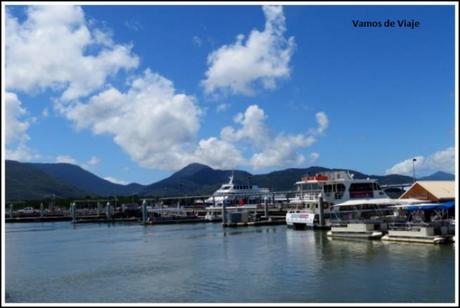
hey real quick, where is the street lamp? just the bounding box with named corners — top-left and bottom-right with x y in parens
top-left (412, 158), bottom-right (417, 183)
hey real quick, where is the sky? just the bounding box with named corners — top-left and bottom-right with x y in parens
top-left (3, 3), bottom-right (456, 185)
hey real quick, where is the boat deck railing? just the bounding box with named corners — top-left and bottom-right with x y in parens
top-left (387, 219), bottom-right (454, 231)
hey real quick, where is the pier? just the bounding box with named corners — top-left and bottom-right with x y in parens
top-left (5, 191), bottom-right (455, 245)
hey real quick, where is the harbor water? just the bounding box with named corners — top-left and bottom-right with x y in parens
top-left (5, 222), bottom-right (456, 303)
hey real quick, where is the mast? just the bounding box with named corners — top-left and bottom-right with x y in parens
top-left (228, 170), bottom-right (234, 184)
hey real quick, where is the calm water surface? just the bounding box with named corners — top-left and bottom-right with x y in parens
top-left (5, 222), bottom-right (456, 303)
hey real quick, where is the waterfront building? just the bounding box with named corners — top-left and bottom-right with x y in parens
top-left (400, 181), bottom-right (455, 202)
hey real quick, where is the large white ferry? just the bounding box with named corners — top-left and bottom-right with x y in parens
top-left (205, 174), bottom-right (271, 207)
top-left (286, 170), bottom-right (390, 229)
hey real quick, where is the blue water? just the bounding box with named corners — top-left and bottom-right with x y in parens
top-left (5, 222), bottom-right (456, 303)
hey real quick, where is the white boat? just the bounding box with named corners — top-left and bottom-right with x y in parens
top-left (146, 204), bottom-right (200, 222)
top-left (204, 173), bottom-right (270, 207)
top-left (286, 171), bottom-right (391, 229)
top-left (326, 198), bottom-right (412, 239)
top-left (382, 200), bottom-right (455, 244)
top-left (204, 211), bottom-right (221, 222)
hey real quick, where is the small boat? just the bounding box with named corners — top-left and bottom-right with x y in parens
top-left (326, 198), bottom-right (402, 239)
top-left (327, 223), bottom-right (384, 239)
top-left (204, 211), bottom-right (221, 222)
top-left (146, 205), bottom-right (201, 223)
top-left (382, 200), bottom-right (455, 244)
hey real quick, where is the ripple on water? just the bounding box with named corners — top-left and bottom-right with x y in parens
top-left (5, 223), bottom-right (456, 303)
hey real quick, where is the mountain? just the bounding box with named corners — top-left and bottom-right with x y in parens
top-left (141, 165), bottom-right (415, 196)
top-left (6, 160), bottom-right (418, 201)
top-left (419, 171), bottom-right (455, 181)
top-left (140, 163), bottom-right (252, 196)
top-left (5, 160), bottom-right (89, 201)
top-left (28, 162), bottom-right (146, 197)
top-left (6, 160), bottom-right (146, 200)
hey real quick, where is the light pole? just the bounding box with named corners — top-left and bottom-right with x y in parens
top-left (412, 158), bottom-right (417, 183)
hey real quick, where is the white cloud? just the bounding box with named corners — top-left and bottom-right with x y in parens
top-left (385, 147), bottom-right (454, 176)
top-left (5, 92), bottom-right (30, 145)
top-left (6, 5), bottom-right (139, 101)
top-left (81, 156), bottom-right (101, 169)
top-left (249, 133), bottom-right (316, 169)
top-left (86, 156), bottom-right (101, 166)
top-left (192, 137), bottom-right (245, 170)
top-left (309, 152), bottom-right (320, 163)
top-left (56, 155), bottom-right (78, 165)
top-left (216, 103), bottom-right (230, 113)
top-left (103, 176), bottom-right (128, 185)
top-left (315, 112), bottom-right (329, 134)
top-left (55, 154), bottom-right (101, 170)
top-left (202, 5), bottom-right (295, 96)
top-left (61, 69), bottom-right (202, 171)
top-left (5, 144), bottom-right (39, 162)
top-left (247, 110), bottom-right (327, 169)
top-left (220, 104), bottom-right (271, 147)
top-left (5, 92), bottom-right (38, 161)
top-left (211, 105), bottom-right (328, 170)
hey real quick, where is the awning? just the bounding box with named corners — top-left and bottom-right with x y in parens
top-left (401, 200), bottom-right (455, 211)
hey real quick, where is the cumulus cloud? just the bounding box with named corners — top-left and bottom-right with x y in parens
top-left (250, 134), bottom-right (316, 169)
top-left (202, 5), bottom-right (295, 96)
top-left (195, 107), bottom-right (327, 170)
top-left (61, 69), bottom-right (202, 170)
top-left (5, 92), bottom-right (38, 161)
top-left (192, 137), bottom-right (245, 170)
top-left (220, 105), bottom-right (271, 147)
top-left (56, 155), bottom-right (78, 165)
top-left (5, 92), bottom-right (30, 145)
top-left (385, 147), bottom-right (455, 176)
top-left (5, 5), bottom-right (139, 101)
top-left (210, 105), bottom-right (328, 170)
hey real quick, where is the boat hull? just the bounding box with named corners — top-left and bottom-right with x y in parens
top-left (327, 230), bottom-right (383, 239)
top-left (381, 234), bottom-right (453, 244)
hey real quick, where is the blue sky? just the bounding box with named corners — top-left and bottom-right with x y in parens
top-left (4, 4), bottom-right (456, 185)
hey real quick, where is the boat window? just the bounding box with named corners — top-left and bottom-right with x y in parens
top-left (324, 184), bottom-right (333, 193)
top-left (303, 183), bottom-right (320, 191)
top-left (349, 183), bottom-right (374, 198)
top-left (222, 186), bottom-right (230, 190)
top-left (336, 184), bottom-right (345, 192)
top-left (373, 183), bottom-right (381, 190)
top-left (350, 183), bottom-right (374, 191)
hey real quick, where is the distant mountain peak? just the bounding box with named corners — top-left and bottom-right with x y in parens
top-left (173, 162), bottom-right (213, 178)
top-left (419, 171), bottom-right (454, 181)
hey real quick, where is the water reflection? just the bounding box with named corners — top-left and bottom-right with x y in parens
top-left (6, 223), bottom-right (455, 303)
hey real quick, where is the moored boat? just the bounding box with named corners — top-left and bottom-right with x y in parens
top-left (382, 200), bottom-right (455, 244)
top-left (286, 171), bottom-right (391, 229)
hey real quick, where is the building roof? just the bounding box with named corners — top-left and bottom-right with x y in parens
top-left (401, 181), bottom-right (455, 200)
